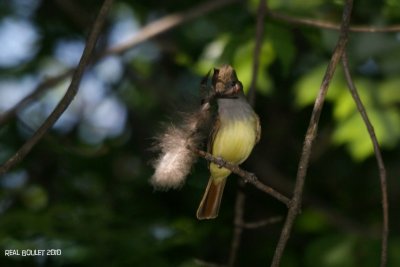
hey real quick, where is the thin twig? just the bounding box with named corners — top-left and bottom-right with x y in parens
top-left (194, 259), bottom-right (226, 267)
top-left (239, 216), bottom-right (283, 229)
top-left (0, 0), bottom-right (238, 128)
top-left (270, 1), bottom-right (353, 266)
top-left (193, 148), bottom-right (291, 207)
top-left (341, 52), bottom-right (389, 267)
top-left (228, 185), bottom-right (245, 267)
top-left (248, 0), bottom-right (266, 106)
top-left (0, 0), bottom-right (114, 175)
top-left (267, 9), bottom-right (400, 33)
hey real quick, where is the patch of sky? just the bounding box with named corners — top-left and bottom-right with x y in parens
top-left (79, 95), bottom-right (127, 144)
top-left (0, 76), bottom-right (38, 112)
top-left (93, 56), bottom-right (123, 85)
top-left (13, 69), bottom-right (127, 144)
top-left (0, 169), bottom-right (28, 189)
top-left (53, 38), bottom-right (85, 67)
top-left (108, 3), bottom-right (160, 62)
top-left (0, 17), bottom-right (40, 67)
top-left (358, 58), bottom-right (379, 76)
top-left (109, 4), bottom-right (140, 47)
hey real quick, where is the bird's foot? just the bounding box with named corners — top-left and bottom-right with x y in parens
top-left (215, 156), bottom-right (225, 168)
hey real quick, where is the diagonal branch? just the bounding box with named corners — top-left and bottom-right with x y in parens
top-left (270, 0), bottom-right (353, 266)
top-left (239, 216), bottom-right (283, 229)
top-left (228, 185), bottom-right (245, 267)
top-left (104, 0), bottom-right (238, 56)
top-left (341, 52), bottom-right (389, 267)
top-left (193, 148), bottom-right (291, 207)
top-left (0, 0), bottom-right (114, 175)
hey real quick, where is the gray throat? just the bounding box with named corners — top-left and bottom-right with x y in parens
top-left (217, 95), bottom-right (254, 121)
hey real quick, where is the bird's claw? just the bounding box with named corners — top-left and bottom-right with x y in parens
top-left (216, 156), bottom-right (225, 168)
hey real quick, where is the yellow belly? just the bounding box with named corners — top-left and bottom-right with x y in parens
top-left (210, 118), bottom-right (257, 180)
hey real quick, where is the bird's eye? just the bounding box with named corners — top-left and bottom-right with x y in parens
top-left (229, 81), bottom-right (236, 87)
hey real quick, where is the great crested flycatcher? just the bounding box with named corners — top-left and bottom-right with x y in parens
top-left (196, 65), bottom-right (261, 220)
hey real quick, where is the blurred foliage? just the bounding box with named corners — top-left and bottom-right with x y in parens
top-left (0, 0), bottom-right (400, 267)
top-left (294, 65), bottom-right (400, 160)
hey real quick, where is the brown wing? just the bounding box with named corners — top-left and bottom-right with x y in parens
top-left (255, 113), bottom-right (261, 144)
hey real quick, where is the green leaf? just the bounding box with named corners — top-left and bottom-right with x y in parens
top-left (21, 185), bottom-right (48, 211)
top-left (333, 107), bottom-right (400, 160)
top-left (194, 35), bottom-right (230, 75)
top-left (333, 112), bottom-right (374, 160)
top-left (332, 78), bottom-right (374, 120)
top-left (331, 78), bottom-right (400, 160)
top-left (295, 66), bottom-right (400, 160)
top-left (293, 64), bottom-right (345, 108)
top-left (233, 39), bottom-right (275, 95)
top-left (267, 25), bottom-right (296, 75)
top-left (296, 209), bottom-right (330, 233)
top-left (379, 77), bottom-right (400, 105)
top-left (305, 235), bottom-right (356, 267)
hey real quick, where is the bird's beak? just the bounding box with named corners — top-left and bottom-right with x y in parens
top-left (219, 82), bottom-right (242, 98)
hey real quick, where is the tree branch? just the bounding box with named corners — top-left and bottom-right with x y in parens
top-left (239, 216), bottom-right (283, 229)
top-left (266, 9), bottom-right (400, 33)
top-left (341, 52), bottom-right (389, 267)
top-left (0, 0), bottom-right (114, 175)
top-left (270, 1), bottom-right (353, 266)
top-left (194, 259), bottom-right (226, 267)
top-left (252, 157), bottom-right (381, 238)
top-left (228, 185), bottom-right (245, 267)
top-left (104, 0), bottom-right (238, 56)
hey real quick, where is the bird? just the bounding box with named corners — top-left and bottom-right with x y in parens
top-left (196, 65), bottom-right (261, 220)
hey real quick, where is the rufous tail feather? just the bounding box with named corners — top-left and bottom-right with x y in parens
top-left (196, 178), bottom-right (226, 220)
